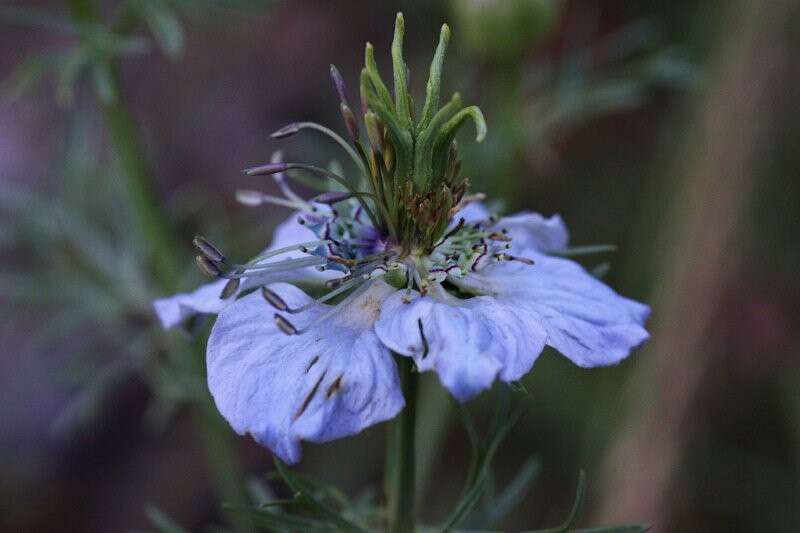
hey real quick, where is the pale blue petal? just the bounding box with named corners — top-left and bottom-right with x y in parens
top-left (452, 201), bottom-right (490, 225)
top-left (153, 212), bottom-right (337, 330)
top-left (375, 287), bottom-right (546, 401)
top-left (207, 280), bottom-right (403, 463)
top-left (493, 212), bottom-right (569, 253)
top-left (153, 279), bottom-right (230, 329)
top-left (452, 252), bottom-right (649, 368)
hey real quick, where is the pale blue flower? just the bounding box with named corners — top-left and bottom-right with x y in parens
top-left (153, 15), bottom-right (649, 463)
top-left (156, 194), bottom-right (648, 462)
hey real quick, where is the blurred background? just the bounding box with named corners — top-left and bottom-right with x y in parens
top-left (1, 0), bottom-right (799, 531)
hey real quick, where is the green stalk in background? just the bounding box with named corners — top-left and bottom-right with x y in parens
top-left (68, 1), bottom-right (251, 530)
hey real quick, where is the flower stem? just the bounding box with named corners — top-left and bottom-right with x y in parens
top-left (386, 356), bottom-right (418, 533)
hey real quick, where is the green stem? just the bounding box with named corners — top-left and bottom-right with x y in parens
top-left (100, 84), bottom-right (180, 288)
top-left (386, 356), bottom-right (418, 533)
top-left (69, 1), bottom-right (251, 530)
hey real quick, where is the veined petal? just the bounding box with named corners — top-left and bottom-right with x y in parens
top-left (153, 212), bottom-right (337, 330)
top-left (375, 286), bottom-right (546, 401)
top-left (452, 252), bottom-right (649, 368)
top-left (207, 280), bottom-right (403, 464)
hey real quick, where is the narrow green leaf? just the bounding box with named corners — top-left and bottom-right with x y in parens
top-left (136, 0), bottom-right (185, 59)
top-left (439, 391), bottom-right (523, 532)
top-left (550, 244), bottom-right (618, 257)
top-left (591, 262), bottom-right (611, 279)
top-left (508, 380), bottom-right (529, 394)
top-left (145, 506), bottom-right (190, 533)
top-left (92, 62), bottom-right (117, 104)
top-left (559, 470), bottom-right (587, 531)
top-left (56, 48), bottom-right (91, 106)
top-left (470, 455), bottom-right (542, 529)
top-left (273, 459), bottom-right (369, 533)
top-left (525, 470), bottom-right (587, 533)
top-left (223, 504), bottom-right (333, 531)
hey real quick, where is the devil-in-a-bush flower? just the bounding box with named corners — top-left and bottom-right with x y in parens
top-left (154, 14), bottom-right (649, 464)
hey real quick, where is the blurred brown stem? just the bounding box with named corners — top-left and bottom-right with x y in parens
top-left (592, 0), bottom-right (794, 529)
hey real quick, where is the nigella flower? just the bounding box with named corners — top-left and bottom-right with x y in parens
top-left (154, 14), bottom-right (649, 464)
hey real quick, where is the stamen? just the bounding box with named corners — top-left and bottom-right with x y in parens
top-left (290, 276), bottom-right (381, 335)
top-left (220, 278), bottom-right (240, 299)
top-left (270, 123), bottom-right (301, 139)
top-left (284, 276), bottom-right (364, 314)
top-left (193, 236), bottom-right (225, 263)
top-left (262, 286), bottom-right (289, 312)
top-left (196, 255), bottom-right (222, 277)
top-left (313, 191), bottom-right (356, 204)
top-left (235, 190), bottom-right (306, 209)
top-left (274, 313), bottom-right (298, 335)
top-left (508, 255), bottom-right (535, 265)
top-left (243, 240), bottom-right (330, 267)
top-left (488, 232), bottom-right (512, 242)
top-left (433, 217), bottom-right (465, 248)
top-left (242, 162), bottom-right (288, 176)
top-left (226, 256), bottom-right (327, 278)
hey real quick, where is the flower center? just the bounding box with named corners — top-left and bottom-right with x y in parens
top-left (244, 13), bottom-right (487, 254)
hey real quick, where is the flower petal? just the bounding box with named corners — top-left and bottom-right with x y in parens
top-left (375, 287), bottom-right (546, 401)
top-left (153, 212), bottom-right (337, 330)
top-left (493, 212), bottom-right (569, 253)
top-left (207, 280), bottom-right (403, 463)
top-left (453, 201), bottom-right (490, 225)
top-left (452, 252), bottom-right (649, 368)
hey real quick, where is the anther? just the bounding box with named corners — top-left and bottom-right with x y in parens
top-left (242, 162), bottom-right (289, 176)
top-left (193, 236), bottom-right (225, 263)
top-left (434, 217), bottom-right (465, 248)
top-left (274, 313), bottom-right (298, 335)
top-left (509, 255), bottom-right (535, 265)
top-left (195, 255), bottom-right (222, 277)
top-left (341, 102), bottom-right (359, 141)
top-left (262, 287), bottom-right (289, 312)
top-left (270, 123), bottom-right (301, 139)
top-left (314, 191), bottom-right (354, 204)
top-left (488, 232), bottom-right (512, 242)
top-left (220, 278), bottom-right (240, 299)
top-left (329, 64), bottom-right (348, 103)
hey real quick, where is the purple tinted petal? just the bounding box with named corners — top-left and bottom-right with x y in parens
top-left (207, 281), bottom-right (403, 463)
top-left (375, 287), bottom-right (546, 401)
top-left (492, 212), bottom-right (569, 253)
top-left (453, 252), bottom-right (650, 368)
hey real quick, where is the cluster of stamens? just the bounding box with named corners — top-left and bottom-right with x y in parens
top-left (191, 13), bottom-right (536, 337)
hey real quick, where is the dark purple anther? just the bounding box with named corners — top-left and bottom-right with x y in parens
top-left (314, 191), bottom-right (355, 204)
top-left (242, 162), bottom-right (289, 176)
top-left (329, 64), bottom-right (348, 103)
top-left (271, 123), bottom-right (301, 139)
